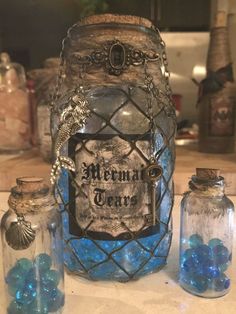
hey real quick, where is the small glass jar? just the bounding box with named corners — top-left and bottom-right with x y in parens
top-left (1, 177), bottom-right (64, 313)
top-left (179, 168), bottom-right (234, 298)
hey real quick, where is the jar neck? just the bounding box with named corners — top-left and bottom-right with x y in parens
top-left (189, 175), bottom-right (225, 197)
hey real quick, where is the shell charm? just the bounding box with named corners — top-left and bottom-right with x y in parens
top-left (5, 216), bottom-right (36, 250)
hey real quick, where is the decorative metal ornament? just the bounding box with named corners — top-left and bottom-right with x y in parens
top-left (70, 40), bottom-right (160, 76)
top-left (5, 215), bottom-right (36, 250)
top-left (51, 87), bottom-right (91, 184)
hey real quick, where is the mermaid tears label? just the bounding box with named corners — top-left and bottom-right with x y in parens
top-left (69, 136), bottom-right (159, 239)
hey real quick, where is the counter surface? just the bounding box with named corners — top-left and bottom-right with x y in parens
top-left (0, 194), bottom-right (235, 314)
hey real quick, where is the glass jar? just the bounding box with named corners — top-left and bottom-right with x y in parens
top-left (51, 14), bottom-right (176, 281)
top-left (1, 177), bottom-right (64, 313)
top-left (28, 58), bottom-right (60, 162)
top-left (179, 168), bottom-right (234, 297)
top-left (0, 53), bottom-right (31, 152)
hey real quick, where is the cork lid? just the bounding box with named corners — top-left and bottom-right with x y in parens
top-left (16, 177), bottom-right (46, 193)
top-left (196, 168), bottom-right (221, 180)
top-left (78, 14), bottom-right (153, 29)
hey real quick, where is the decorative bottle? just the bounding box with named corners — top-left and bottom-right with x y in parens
top-left (179, 168), bottom-right (234, 297)
top-left (198, 11), bottom-right (236, 153)
top-left (1, 177), bottom-right (64, 313)
top-left (51, 14), bottom-right (176, 281)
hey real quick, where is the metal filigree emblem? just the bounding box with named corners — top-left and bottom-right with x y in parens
top-left (6, 216), bottom-right (36, 250)
top-left (71, 40), bottom-right (159, 76)
top-left (51, 87), bottom-right (91, 184)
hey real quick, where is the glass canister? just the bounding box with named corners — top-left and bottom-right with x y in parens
top-left (179, 168), bottom-right (234, 297)
top-left (1, 177), bottom-right (64, 313)
top-left (28, 58), bottom-right (60, 162)
top-left (51, 14), bottom-right (176, 281)
top-left (0, 53), bottom-right (31, 152)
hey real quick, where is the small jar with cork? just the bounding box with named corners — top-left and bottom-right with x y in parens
top-left (179, 168), bottom-right (234, 297)
top-left (0, 177), bottom-right (64, 314)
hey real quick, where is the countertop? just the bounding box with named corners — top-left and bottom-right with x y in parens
top-left (0, 194), bottom-right (236, 314)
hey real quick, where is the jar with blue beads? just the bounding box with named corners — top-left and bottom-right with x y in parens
top-left (179, 168), bottom-right (234, 298)
top-left (50, 14), bottom-right (176, 281)
top-left (1, 177), bottom-right (64, 313)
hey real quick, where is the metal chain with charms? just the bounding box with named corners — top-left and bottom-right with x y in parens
top-left (144, 61), bottom-right (163, 226)
top-left (50, 24), bottom-right (91, 185)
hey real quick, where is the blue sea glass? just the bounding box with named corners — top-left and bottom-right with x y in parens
top-left (208, 238), bottom-right (223, 248)
top-left (47, 289), bottom-right (65, 312)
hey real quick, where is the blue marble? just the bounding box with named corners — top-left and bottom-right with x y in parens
top-left (16, 259), bottom-right (33, 272)
top-left (188, 234), bottom-right (203, 249)
top-left (211, 274), bottom-right (230, 292)
top-left (190, 274), bottom-right (208, 293)
top-left (212, 245), bottom-right (229, 265)
top-left (200, 259), bottom-right (220, 279)
top-left (47, 289), bottom-right (65, 312)
top-left (42, 269), bottom-right (60, 287)
top-left (34, 254), bottom-right (52, 272)
top-left (7, 300), bottom-right (26, 314)
top-left (6, 266), bottom-right (25, 295)
top-left (28, 299), bottom-right (48, 314)
top-left (15, 285), bottom-right (37, 305)
top-left (208, 238), bottom-right (223, 249)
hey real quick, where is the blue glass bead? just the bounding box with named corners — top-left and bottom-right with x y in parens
top-left (28, 299), bottom-right (48, 314)
top-left (208, 238), bottom-right (223, 249)
top-left (7, 300), bottom-right (26, 314)
top-left (201, 259), bottom-right (220, 279)
top-left (15, 285), bottom-right (37, 305)
top-left (6, 266), bottom-right (25, 293)
top-left (193, 245), bottom-right (211, 263)
top-left (211, 274), bottom-right (230, 292)
top-left (182, 248), bottom-right (195, 261)
top-left (35, 254), bottom-right (52, 272)
top-left (182, 256), bottom-right (198, 273)
top-left (189, 234), bottom-right (203, 248)
top-left (218, 263), bottom-right (228, 273)
top-left (212, 245), bottom-right (229, 265)
top-left (190, 274), bottom-right (208, 293)
top-left (42, 269), bottom-right (60, 287)
top-left (16, 258), bottom-right (33, 272)
top-left (47, 289), bottom-right (65, 312)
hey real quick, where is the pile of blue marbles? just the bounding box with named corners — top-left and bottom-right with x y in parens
top-left (6, 253), bottom-right (64, 314)
top-left (180, 234), bottom-right (231, 294)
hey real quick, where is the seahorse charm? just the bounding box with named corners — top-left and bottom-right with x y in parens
top-left (51, 88), bottom-right (91, 184)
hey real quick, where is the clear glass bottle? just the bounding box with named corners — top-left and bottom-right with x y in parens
top-left (179, 168), bottom-right (234, 297)
top-left (51, 14), bottom-right (176, 281)
top-left (1, 177), bottom-right (64, 313)
top-left (0, 52), bottom-right (31, 152)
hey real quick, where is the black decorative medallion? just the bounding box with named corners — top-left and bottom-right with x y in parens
top-left (71, 40), bottom-right (160, 76)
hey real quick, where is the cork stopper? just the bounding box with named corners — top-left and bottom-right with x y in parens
top-left (78, 14), bottom-right (153, 29)
top-left (16, 177), bottom-right (45, 193)
top-left (196, 168), bottom-right (221, 180)
top-left (213, 11), bottom-right (227, 28)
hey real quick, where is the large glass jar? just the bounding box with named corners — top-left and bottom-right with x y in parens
top-left (179, 168), bottom-right (234, 297)
top-left (1, 177), bottom-right (64, 313)
top-left (51, 14), bottom-right (176, 281)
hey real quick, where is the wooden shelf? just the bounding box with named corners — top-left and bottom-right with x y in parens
top-left (0, 145), bottom-right (236, 194)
